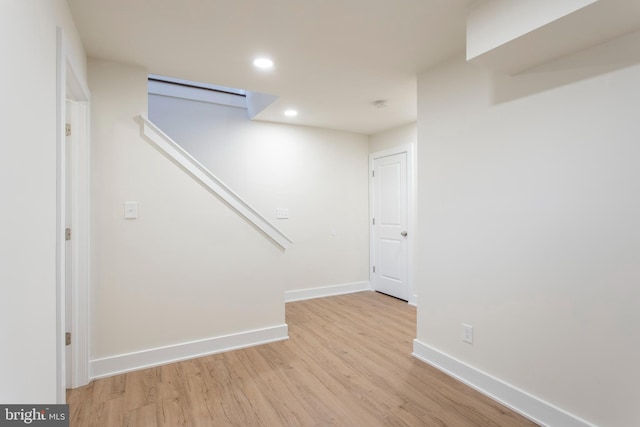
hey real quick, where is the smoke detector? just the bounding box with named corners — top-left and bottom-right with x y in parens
top-left (372, 99), bottom-right (388, 109)
top-left (371, 99), bottom-right (387, 108)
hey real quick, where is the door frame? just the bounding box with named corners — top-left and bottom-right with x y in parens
top-left (56, 27), bottom-right (91, 401)
top-left (369, 144), bottom-right (416, 305)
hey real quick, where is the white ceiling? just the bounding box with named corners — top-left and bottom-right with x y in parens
top-left (67, 0), bottom-right (474, 135)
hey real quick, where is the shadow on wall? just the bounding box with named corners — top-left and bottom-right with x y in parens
top-left (491, 30), bottom-right (640, 105)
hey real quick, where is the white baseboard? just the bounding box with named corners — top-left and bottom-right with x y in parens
top-left (90, 324), bottom-right (288, 380)
top-left (408, 294), bottom-right (417, 306)
top-left (412, 340), bottom-right (596, 427)
top-left (285, 281), bottom-right (371, 302)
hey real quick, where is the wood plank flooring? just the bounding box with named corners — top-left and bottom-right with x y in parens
top-left (67, 291), bottom-right (538, 426)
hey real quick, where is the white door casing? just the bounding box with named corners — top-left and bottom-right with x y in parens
top-left (371, 149), bottom-right (412, 301)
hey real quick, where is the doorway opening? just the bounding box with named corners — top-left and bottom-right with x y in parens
top-left (56, 27), bottom-right (90, 402)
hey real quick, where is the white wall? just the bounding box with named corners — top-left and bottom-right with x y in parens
top-left (93, 60), bottom-right (362, 367)
top-left (466, 0), bottom-right (597, 59)
top-left (368, 122), bottom-right (416, 153)
top-left (149, 94), bottom-right (370, 293)
top-left (416, 36), bottom-right (640, 426)
top-left (0, 0), bottom-right (86, 403)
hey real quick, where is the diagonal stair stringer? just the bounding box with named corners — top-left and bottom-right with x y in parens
top-left (137, 115), bottom-right (293, 251)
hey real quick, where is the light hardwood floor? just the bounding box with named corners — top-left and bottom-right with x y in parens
top-left (67, 291), bottom-right (539, 426)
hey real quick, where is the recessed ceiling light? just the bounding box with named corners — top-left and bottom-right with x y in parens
top-left (284, 109), bottom-right (298, 117)
top-left (253, 58), bottom-right (274, 69)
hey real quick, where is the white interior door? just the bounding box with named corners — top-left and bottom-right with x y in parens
top-left (372, 152), bottom-right (408, 300)
top-left (57, 37), bottom-right (91, 398)
top-left (65, 100), bottom-right (74, 388)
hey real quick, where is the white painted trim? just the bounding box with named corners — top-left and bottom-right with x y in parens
top-left (412, 340), bottom-right (597, 427)
top-left (285, 282), bottom-right (371, 302)
top-left (369, 144), bottom-right (416, 304)
top-left (55, 26), bottom-right (65, 405)
top-left (408, 294), bottom-right (417, 307)
top-left (138, 115), bottom-right (293, 251)
top-left (90, 325), bottom-right (288, 380)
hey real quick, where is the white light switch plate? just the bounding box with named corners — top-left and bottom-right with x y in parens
top-left (124, 202), bottom-right (138, 219)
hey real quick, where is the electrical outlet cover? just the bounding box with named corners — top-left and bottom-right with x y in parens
top-left (275, 209), bottom-right (289, 219)
top-left (462, 323), bottom-right (473, 344)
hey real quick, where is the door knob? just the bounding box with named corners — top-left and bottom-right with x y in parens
top-left (401, 231), bottom-right (408, 237)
